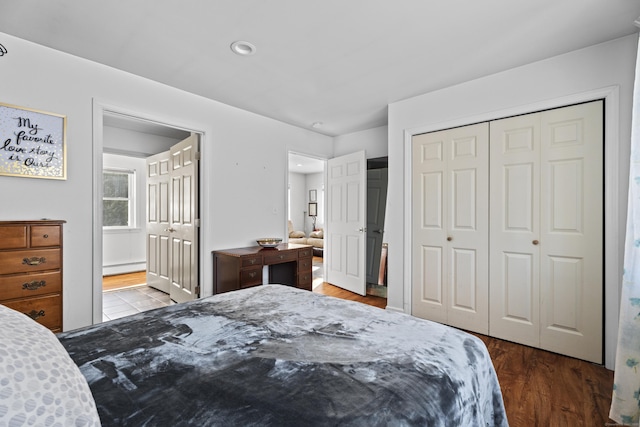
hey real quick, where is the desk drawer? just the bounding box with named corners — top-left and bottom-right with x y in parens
top-left (241, 255), bottom-right (262, 268)
top-left (264, 250), bottom-right (297, 265)
top-left (297, 272), bottom-right (312, 290)
top-left (298, 257), bottom-right (312, 272)
top-left (240, 267), bottom-right (262, 288)
top-left (0, 225), bottom-right (28, 249)
top-left (3, 294), bottom-right (61, 331)
top-left (0, 249), bottom-right (61, 274)
top-left (31, 225), bottom-right (61, 247)
top-left (0, 271), bottom-right (61, 300)
top-left (298, 247), bottom-right (313, 258)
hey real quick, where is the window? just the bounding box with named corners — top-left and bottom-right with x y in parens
top-left (103, 169), bottom-right (135, 228)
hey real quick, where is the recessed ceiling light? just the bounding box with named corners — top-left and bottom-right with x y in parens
top-left (311, 122), bottom-right (323, 129)
top-left (230, 41), bottom-right (256, 56)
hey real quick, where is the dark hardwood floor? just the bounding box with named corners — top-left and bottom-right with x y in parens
top-left (315, 281), bottom-right (614, 427)
top-left (103, 273), bottom-right (614, 426)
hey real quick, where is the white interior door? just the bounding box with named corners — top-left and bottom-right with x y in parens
top-left (146, 134), bottom-right (199, 303)
top-left (168, 134), bottom-right (199, 303)
top-left (326, 151), bottom-right (366, 295)
top-left (366, 167), bottom-right (388, 284)
top-left (489, 113), bottom-right (541, 347)
top-left (411, 123), bottom-right (489, 334)
top-left (490, 101), bottom-right (603, 363)
top-left (538, 101), bottom-right (603, 363)
top-left (146, 151), bottom-right (171, 293)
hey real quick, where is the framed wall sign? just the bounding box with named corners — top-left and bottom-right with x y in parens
top-left (309, 189), bottom-right (317, 202)
top-left (0, 102), bottom-right (67, 180)
top-left (308, 202), bottom-right (317, 217)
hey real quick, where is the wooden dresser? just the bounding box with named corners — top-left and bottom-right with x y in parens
top-left (213, 243), bottom-right (313, 294)
top-left (0, 220), bottom-right (65, 332)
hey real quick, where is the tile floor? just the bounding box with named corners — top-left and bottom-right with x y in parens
top-left (102, 285), bottom-right (171, 322)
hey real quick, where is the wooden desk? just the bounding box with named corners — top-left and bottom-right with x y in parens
top-left (212, 243), bottom-right (313, 295)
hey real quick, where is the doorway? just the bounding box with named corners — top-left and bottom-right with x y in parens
top-left (366, 156), bottom-right (388, 298)
top-left (288, 152), bottom-right (326, 288)
top-left (94, 106), bottom-right (201, 323)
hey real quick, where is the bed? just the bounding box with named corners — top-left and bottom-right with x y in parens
top-left (1, 285), bottom-right (508, 426)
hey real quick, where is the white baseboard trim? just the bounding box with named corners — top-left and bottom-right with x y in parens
top-left (103, 262), bottom-right (146, 276)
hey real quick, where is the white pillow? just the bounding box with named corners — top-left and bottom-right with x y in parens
top-left (0, 305), bottom-right (101, 426)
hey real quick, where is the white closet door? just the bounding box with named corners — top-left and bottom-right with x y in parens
top-left (412, 123), bottom-right (489, 334)
top-left (538, 101), bottom-right (603, 363)
top-left (146, 151), bottom-right (171, 293)
top-left (490, 101), bottom-right (603, 363)
top-left (489, 113), bottom-right (542, 347)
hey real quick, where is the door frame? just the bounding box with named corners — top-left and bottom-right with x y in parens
top-left (403, 85), bottom-right (621, 369)
top-left (92, 100), bottom-right (205, 324)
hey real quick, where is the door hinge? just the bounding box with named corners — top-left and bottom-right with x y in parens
top-left (195, 218), bottom-right (201, 227)
top-left (195, 151), bottom-right (201, 161)
top-left (195, 286), bottom-right (201, 296)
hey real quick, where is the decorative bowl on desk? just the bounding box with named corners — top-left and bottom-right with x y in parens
top-left (256, 238), bottom-right (282, 248)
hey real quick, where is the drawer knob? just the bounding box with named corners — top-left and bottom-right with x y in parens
top-left (279, 255), bottom-right (284, 259)
top-left (26, 310), bottom-right (45, 321)
top-left (43, 234), bottom-right (49, 238)
top-left (23, 257), bottom-right (46, 266)
top-left (249, 259), bottom-right (256, 265)
top-left (22, 280), bottom-right (47, 291)
top-left (249, 272), bottom-right (256, 278)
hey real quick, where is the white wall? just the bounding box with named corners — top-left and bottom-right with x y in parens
top-left (103, 125), bottom-right (184, 157)
top-left (306, 172), bottom-right (324, 233)
top-left (288, 171), bottom-right (325, 235)
top-left (334, 125), bottom-right (388, 158)
top-left (387, 34), bottom-right (638, 369)
top-left (0, 32), bottom-right (333, 330)
top-left (102, 153), bottom-right (147, 275)
top-left (288, 172), bottom-right (306, 234)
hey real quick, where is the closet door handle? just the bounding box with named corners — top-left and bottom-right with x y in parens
top-left (447, 237), bottom-right (452, 242)
top-left (532, 240), bottom-right (539, 245)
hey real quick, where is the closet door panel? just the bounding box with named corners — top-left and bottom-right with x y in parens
top-left (489, 113), bottom-right (541, 346)
top-left (412, 133), bottom-right (448, 323)
top-left (539, 101), bottom-right (603, 364)
top-left (412, 123), bottom-right (488, 334)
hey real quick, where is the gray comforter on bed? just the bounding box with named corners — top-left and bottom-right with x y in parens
top-left (58, 285), bottom-right (508, 426)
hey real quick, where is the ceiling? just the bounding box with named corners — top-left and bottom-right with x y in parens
top-left (289, 153), bottom-right (325, 175)
top-left (1, 1), bottom-right (639, 137)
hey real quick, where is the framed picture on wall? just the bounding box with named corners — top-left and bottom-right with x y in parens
top-left (308, 202), bottom-right (317, 217)
top-left (0, 102), bottom-right (67, 180)
top-left (309, 189), bottom-right (317, 202)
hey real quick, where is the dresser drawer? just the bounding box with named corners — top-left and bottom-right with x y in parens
top-left (0, 225), bottom-right (28, 249)
top-left (0, 271), bottom-right (62, 300)
top-left (31, 225), bottom-right (61, 247)
top-left (298, 247), bottom-right (313, 259)
top-left (297, 256), bottom-right (313, 272)
top-left (0, 249), bottom-right (62, 274)
top-left (241, 255), bottom-right (262, 268)
top-left (264, 250), bottom-right (297, 265)
top-left (239, 267), bottom-right (262, 288)
top-left (3, 294), bottom-right (62, 331)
